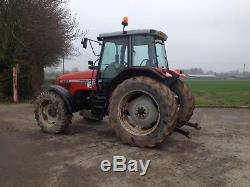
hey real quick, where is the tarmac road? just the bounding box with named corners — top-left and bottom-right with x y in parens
top-left (0, 104), bottom-right (250, 187)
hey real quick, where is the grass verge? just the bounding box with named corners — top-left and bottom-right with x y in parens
top-left (186, 79), bottom-right (250, 107)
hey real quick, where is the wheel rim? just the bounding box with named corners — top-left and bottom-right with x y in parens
top-left (118, 90), bottom-right (160, 136)
top-left (39, 100), bottom-right (59, 125)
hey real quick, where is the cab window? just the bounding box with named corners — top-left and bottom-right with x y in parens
top-left (132, 35), bottom-right (157, 67)
top-left (100, 37), bottom-right (128, 79)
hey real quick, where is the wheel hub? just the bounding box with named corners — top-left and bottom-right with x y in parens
top-left (40, 102), bottom-right (58, 124)
top-left (135, 106), bottom-right (147, 119)
top-left (48, 105), bottom-right (57, 117)
top-left (127, 95), bottom-right (158, 128)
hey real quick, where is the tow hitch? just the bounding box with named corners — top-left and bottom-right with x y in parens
top-left (175, 121), bottom-right (201, 138)
top-left (181, 121), bottom-right (201, 130)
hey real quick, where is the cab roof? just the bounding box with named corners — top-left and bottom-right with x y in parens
top-left (98, 29), bottom-right (168, 41)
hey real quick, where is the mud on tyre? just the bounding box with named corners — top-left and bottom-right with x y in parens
top-left (109, 76), bottom-right (178, 147)
top-left (34, 90), bottom-right (72, 134)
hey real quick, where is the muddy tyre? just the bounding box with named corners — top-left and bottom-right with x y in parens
top-left (34, 90), bottom-right (72, 134)
top-left (109, 76), bottom-right (178, 147)
top-left (80, 110), bottom-right (102, 122)
top-left (171, 79), bottom-right (195, 127)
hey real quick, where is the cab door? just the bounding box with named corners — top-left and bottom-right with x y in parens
top-left (97, 37), bottom-right (129, 93)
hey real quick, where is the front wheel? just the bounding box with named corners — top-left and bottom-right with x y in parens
top-left (34, 90), bottom-right (72, 134)
top-left (109, 76), bottom-right (178, 147)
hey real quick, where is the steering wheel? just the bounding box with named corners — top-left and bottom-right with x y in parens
top-left (140, 59), bottom-right (149, 66)
top-left (103, 62), bottom-right (124, 75)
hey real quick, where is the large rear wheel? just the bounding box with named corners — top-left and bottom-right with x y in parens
top-left (171, 79), bottom-right (195, 127)
top-left (109, 76), bottom-right (177, 147)
top-left (34, 91), bottom-right (72, 134)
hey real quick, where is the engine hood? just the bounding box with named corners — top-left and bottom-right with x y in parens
top-left (56, 70), bottom-right (97, 84)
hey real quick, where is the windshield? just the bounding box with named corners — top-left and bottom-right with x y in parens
top-left (155, 40), bottom-right (168, 68)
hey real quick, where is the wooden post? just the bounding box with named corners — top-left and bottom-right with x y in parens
top-left (13, 64), bottom-right (19, 103)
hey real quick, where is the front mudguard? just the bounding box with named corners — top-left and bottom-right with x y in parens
top-left (45, 85), bottom-right (76, 114)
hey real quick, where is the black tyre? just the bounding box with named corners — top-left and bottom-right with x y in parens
top-left (171, 79), bottom-right (195, 127)
top-left (109, 76), bottom-right (178, 147)
top-left (34, 90), bottom-right (72, 134)
top-left (79, 110), bottom-right (102, 122)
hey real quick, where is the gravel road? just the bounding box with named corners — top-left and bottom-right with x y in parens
top-left (0, 104), bottom-right (250, 187)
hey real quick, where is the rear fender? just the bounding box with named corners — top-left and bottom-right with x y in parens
top-left (46, 85), bottom-right (76, 114)
top-left (109, 67), bottom-right (178, 96)
top-left (169, 69), bottom-right (186, 78)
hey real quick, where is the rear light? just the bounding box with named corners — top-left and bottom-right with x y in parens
top-left (161, 68), bottom-right (173, 77)
top-left (161, 68), bottom-right (167, 73)
top-left (165, 72), bottom-right (173, 77)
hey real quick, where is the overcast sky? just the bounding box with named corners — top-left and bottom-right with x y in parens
top-left (57, 0), bottom-right (250, 73)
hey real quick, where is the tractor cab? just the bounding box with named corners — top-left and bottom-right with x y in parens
top-left (81, 29), bottom-right (170, 94)
top-left (97, 29), bottom-right (169, 90)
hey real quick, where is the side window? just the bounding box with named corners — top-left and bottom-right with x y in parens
top-left (155, 41), bottom-right (167, 68)
top-left (132, 35), bottom-right (157, 67)
top-left (133, 45), bottom-right (148, 66)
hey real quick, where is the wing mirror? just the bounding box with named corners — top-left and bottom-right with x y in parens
top-left (88, 61), bottom-right (98, 70)
top-left (88, 61), bottom-right (93, 66)
top-left (88, 61), bottom-right (94, 70)
top-left (81, 38), bottom-right (88, 49)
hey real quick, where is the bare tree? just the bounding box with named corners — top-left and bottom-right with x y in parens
top-left (0, 0), bottom-right (81, 97)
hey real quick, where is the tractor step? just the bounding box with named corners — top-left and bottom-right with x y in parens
top-left (93, 95), bottom-right (106, 100)
top-left (92, 99), bottom-right (106, 105)
top-left (91, 105), bottom-right (105, 115)
top-left (91, 95), bottom-right (107, 116)
top-left (91, 95), bottom-right (106, 106)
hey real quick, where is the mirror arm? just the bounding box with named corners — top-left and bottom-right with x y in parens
top-left (89, 40), bottom-right (100, 57)
top-left (88, 38), bottom-right (102, 45)
top-left (94, 58), bottom-right (99, 64)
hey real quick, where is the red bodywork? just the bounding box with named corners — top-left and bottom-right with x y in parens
top-left (155, 68), bottom-right (186, 78)
top-left (56, 68), bottom-right (185, 96)
top-left (56, 70), bottom-right (97, 95)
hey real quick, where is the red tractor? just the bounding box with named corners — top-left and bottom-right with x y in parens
top-left (35, 19), bottom-right (199, 147)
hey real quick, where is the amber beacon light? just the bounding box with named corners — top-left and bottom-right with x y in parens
top-left (122, 16), bottom-right (128, 26)
top-left (122, 16), bottom-right (128, 32)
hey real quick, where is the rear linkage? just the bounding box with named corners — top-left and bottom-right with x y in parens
top-left (175, 121), bottom-right (201, 138)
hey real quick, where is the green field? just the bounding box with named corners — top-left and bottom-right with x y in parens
top-left (186, 79), bottom-right (250, 107)
top-left (3, 78), bottom-right (248, 107)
